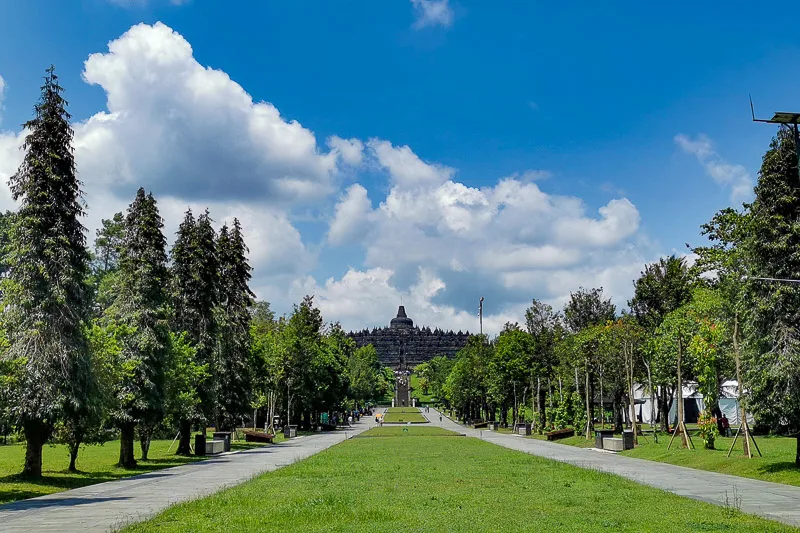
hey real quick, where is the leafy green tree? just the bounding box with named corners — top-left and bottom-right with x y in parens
top-left (315, 324), bottom-right (352, 416)
top-left (739, 126), bottom-right (800, 464)
top-left (563, 287), bottom-right (616, 333)
top-left (415, 355), bottom-right (453, 406)
top-left (282, 296), bottom-right (324, 427)
top-left (563, 288), bottom-right (615, 433)
top-left (629, 256), bottom-right (694, 333)
top-left (444, 335), bottom-right (492, 422)
top-left (349, 344), bottom-right (381, 403)
top-left (3, 67), bottom-right (94, 478)
top-left (249, 301), bottom-right (281, 430)
top-left (164, 332), bottom-right (208, 444)
top-left (525, 299), bottom-right (562, 431)
top-left (215, 220), bottom-right (254, 430)
top-left (108, 188), bottom-right (170, 466)
top-left (0, 211), bottom-right (16, 280)
top-left (489, 325), bottom-right (534, 425)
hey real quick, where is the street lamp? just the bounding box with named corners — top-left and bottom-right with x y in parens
top-left (750, 97), bottom-right (800, 181)
top-left (479, 296), bottom-right (484, 336)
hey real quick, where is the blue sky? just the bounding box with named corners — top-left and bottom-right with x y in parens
top-left (1, 0), bottom-right (798, 333)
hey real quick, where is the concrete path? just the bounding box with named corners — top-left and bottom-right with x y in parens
top-left (426, 409), bottom-right (800, 528)
top-left (0, 419), bottom-right (373, 533)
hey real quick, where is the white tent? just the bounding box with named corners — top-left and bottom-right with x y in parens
top-left (632, 381), bottom-right (754, 426)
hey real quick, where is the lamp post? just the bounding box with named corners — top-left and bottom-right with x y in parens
top-left (479, 296), bottom-right (484, 336)
top-left (750, 98), bottom-right (800, 181)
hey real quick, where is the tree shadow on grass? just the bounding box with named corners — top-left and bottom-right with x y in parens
top-left (0, 455), bottom-right (205, 506)
top-left (758, 461), bottom-right (800, 475)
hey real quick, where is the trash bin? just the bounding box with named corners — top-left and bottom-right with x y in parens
top-left (194, 433), bottom-right (207, 456)
top-left (284, 425), bottom-right (298, 438)
top-left (595, 429), bottom-right (614, 449)
top-left (622, 430), bottom-right (635, 450)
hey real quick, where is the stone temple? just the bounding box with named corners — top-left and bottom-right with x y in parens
top-left (349, 306), bottom-right (471, 370)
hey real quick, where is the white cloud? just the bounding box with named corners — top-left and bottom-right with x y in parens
top-left (0, 131), bottom-right (25, 212)
top-left (328, 184), bottom-right (372, 245)
top-left (369, 139), bottom-right (454, 189)
top-left (327, 136), bottom-right (364, 167)
top-left (318, 141), bottom-right (650, 333)
top-left (0, 23), bottom-right (660, 336)
top-left (410, 0), bottom-right (454, 29)
top-left (0, 23), bottom-right (321, 316)
top-left (78, 22), bottom-right (342, 204)
top-left (554, 198), bottom-right (640, 247)
top-left (675, 134), bottom-right (753, 202)
top-left (291, 267), bottom-right (520, 334)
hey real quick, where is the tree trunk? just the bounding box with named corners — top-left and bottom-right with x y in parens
top-left (119, 422), bottom-right (137, 468)
top-left (22, 420), bottom-right (48, 478)
top-left (613, 393), bottom-right (623, 432)
top-left (140, 430), bottom-right (151, 461)
top-left (537, 380), bottom-right (546, 431)
top-left (177, 419), bottom-right (192, 455)
top-left (588, 371), bottom-right (596, 425)
top-left (796, 435), bottom-right (800, 467)
top-left (68, 440), bottom-right (81, 472)
top-left (658, 387), bottom-right (674, 432)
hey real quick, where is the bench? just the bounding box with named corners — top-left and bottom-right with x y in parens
top-left (603, 437), bottom-right (624, 452)
top-left (242, 430), bottom-right (274, 443)
top-left (546, 428), bottom-right (574, 441)
top-left (205, 439), bottom-right (225, 455)
top-left (472, 421), bottom-right (488, 429)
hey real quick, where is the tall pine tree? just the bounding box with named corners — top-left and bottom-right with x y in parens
top-left (3, 66), bottom-right (93, 478)
top-left (215, 219), bottom-right (255, 429)
top-left (109, 188), bottom-right (170, 467)
top-left (170, 208), bottom-right (218, 452)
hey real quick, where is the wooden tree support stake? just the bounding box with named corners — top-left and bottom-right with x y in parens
top-left (726, 314), bottom-right (762, 458)
top-left (667, 336), bottom-right (695, 450)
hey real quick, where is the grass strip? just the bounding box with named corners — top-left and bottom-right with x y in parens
top-left (122, 431), bottom-right (794, 532)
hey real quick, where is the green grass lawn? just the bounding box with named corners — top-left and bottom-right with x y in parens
top-left (357, 426), bottom-right (460, 437)
top-left (121, 428), bottom-right (794, 532)
top-left (520, 426), bottom-right (800, 487)
top-left (383, 407), bottom-right (428, 424)
top-left (621, 433), bottom-right (800, 487)
top-left (0, 439), bottom-right (207, 505)
top-left (0, 432), bottom-right (276, 505)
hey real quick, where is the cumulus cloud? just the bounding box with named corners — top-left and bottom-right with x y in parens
top-left (319, 140), bottom-right (652, 333)
top-left (327, 136), bottom-right (364, 167)
top-left (410, 0), bottom-right (454, 29)
top-left (78, 22), bottom-right (344, 204)
top-left (291, 267), bottom-right (521, 334)
top-left (369, 139), bottom-right (454, 188)
top-left (0, 24), bottom-right (321, 319)
top-left (675, 134), bottom-right (753, 202)
top-left (0, 22), bottom-right (659, 336)
top-left (328, 184), bottom-right (372, 245)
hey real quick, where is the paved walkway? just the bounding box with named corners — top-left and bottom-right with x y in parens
top-left (0, 420), bottom-right (373, 533)
top-left (426, 408), bottom-right (800, 528)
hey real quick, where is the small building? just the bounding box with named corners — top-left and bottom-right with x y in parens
top-left (633, 381), bottom-right (754, 426)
